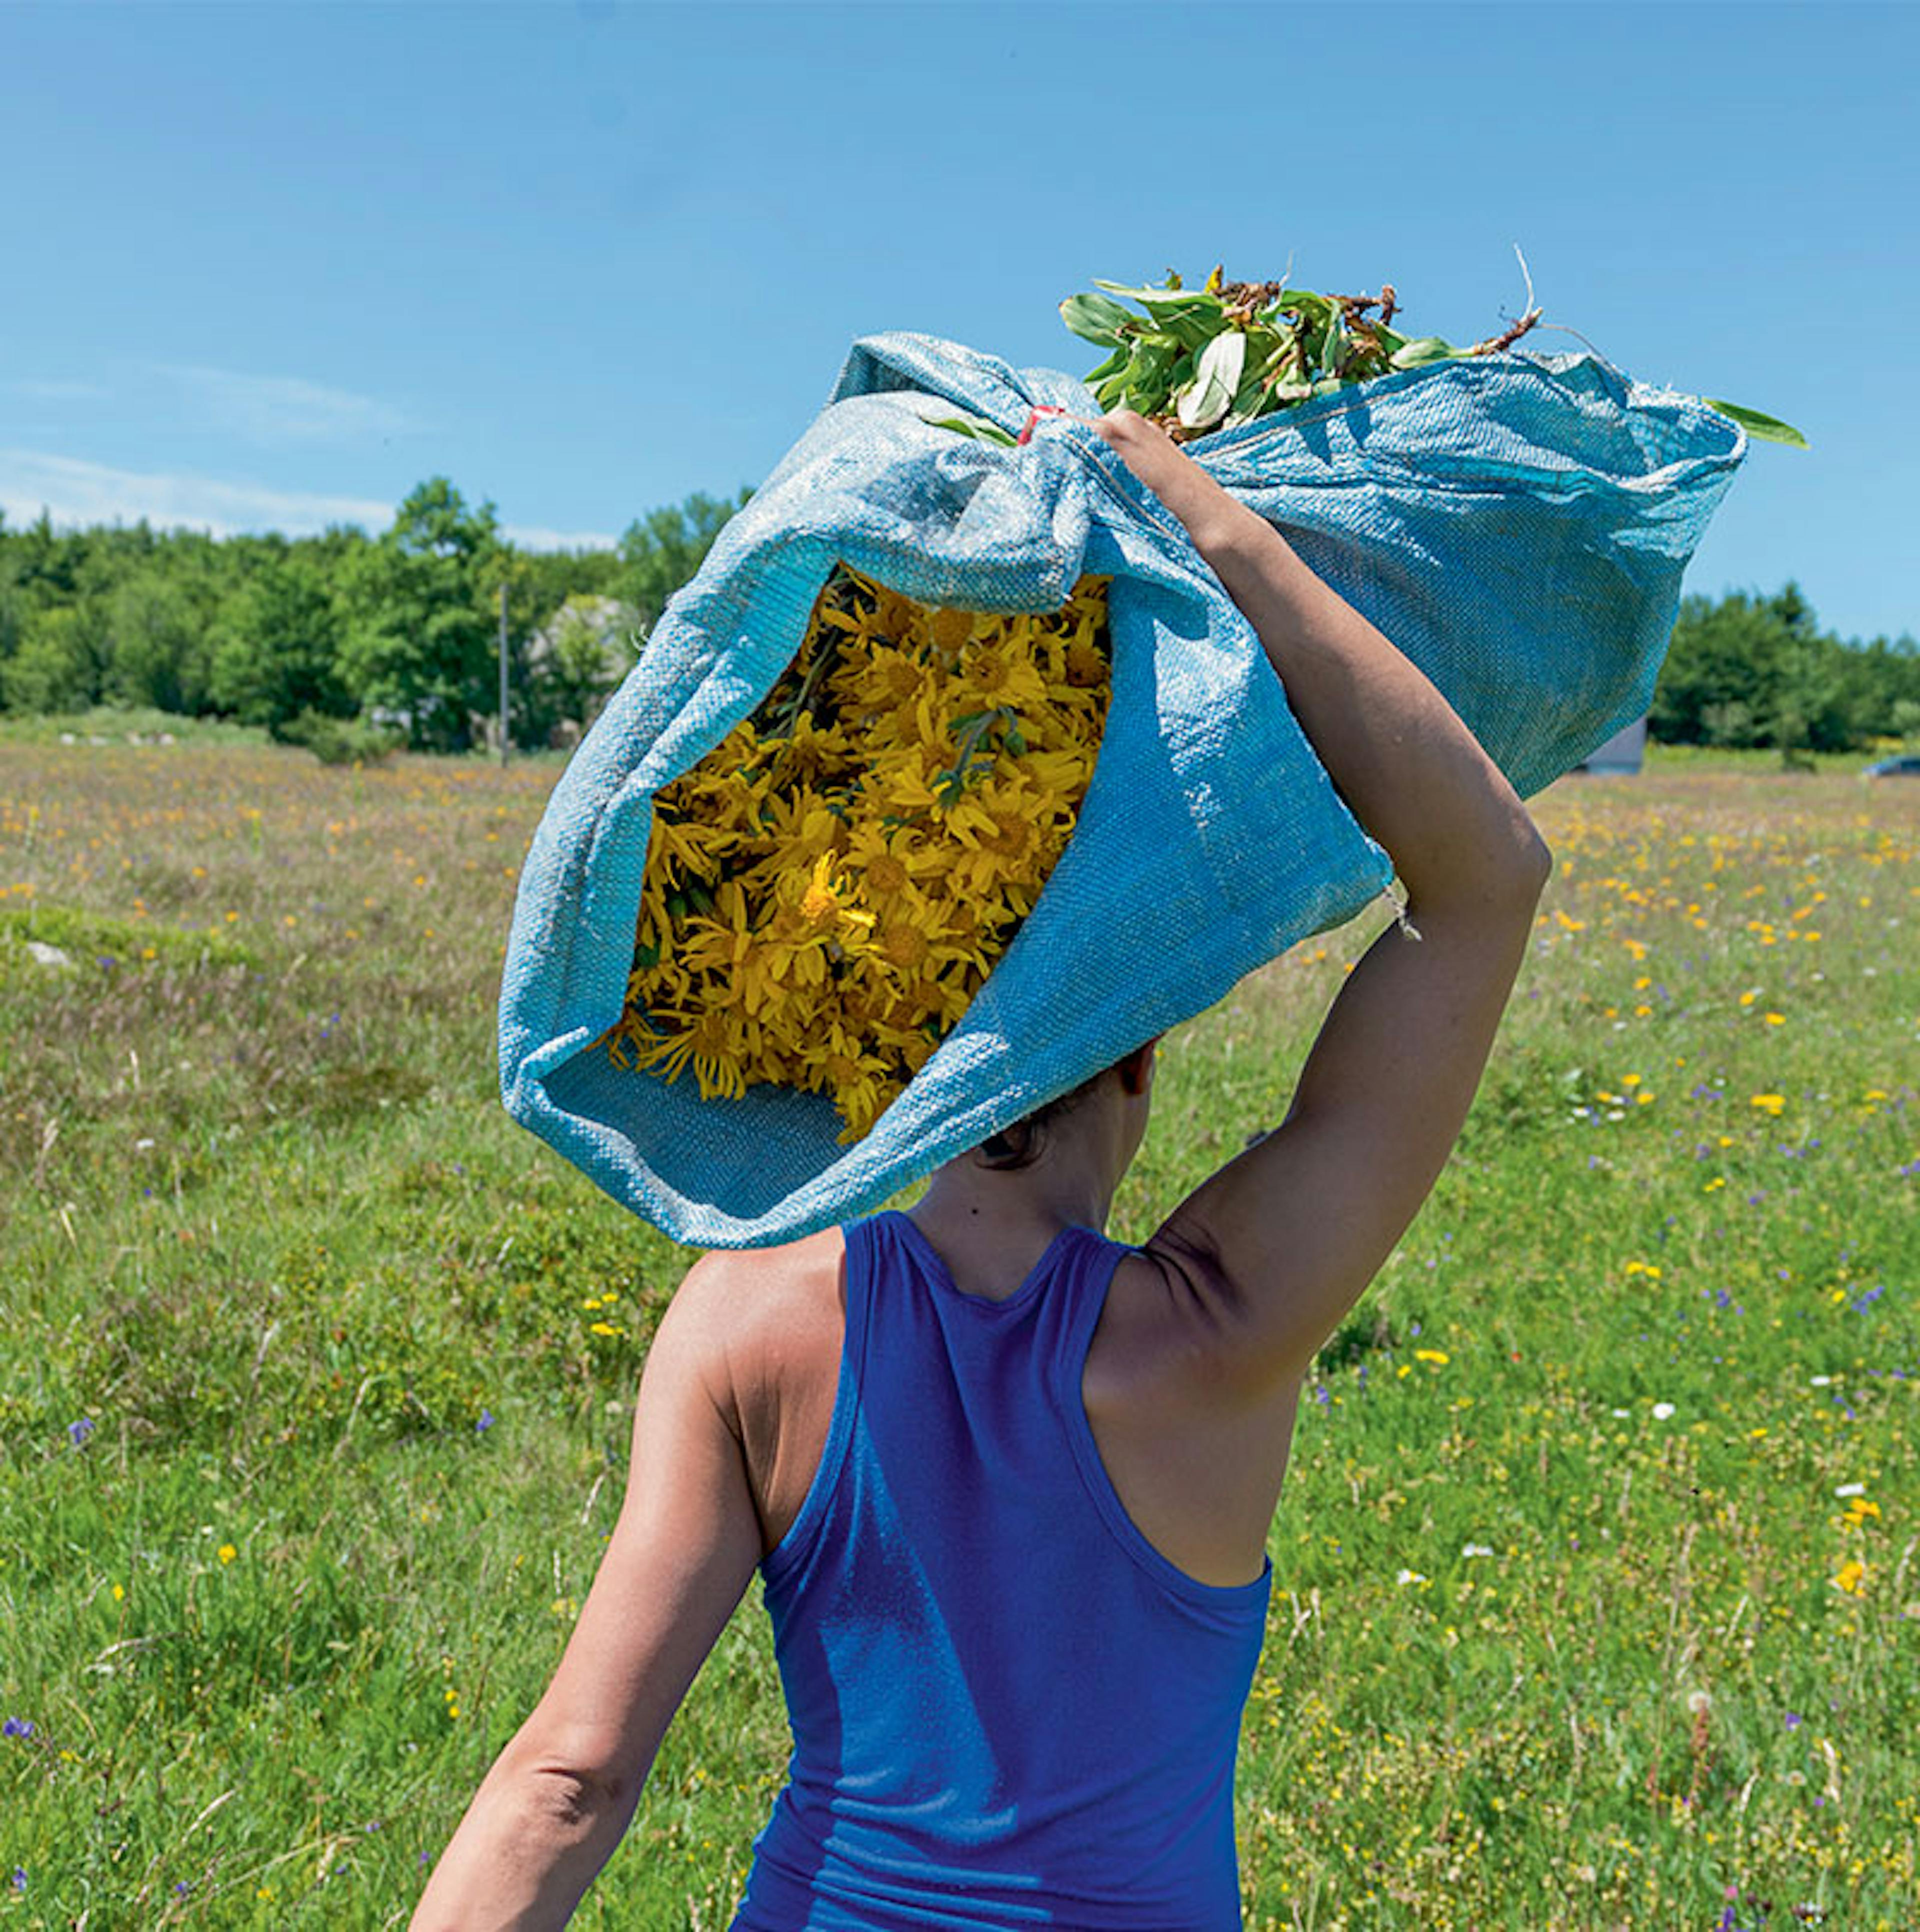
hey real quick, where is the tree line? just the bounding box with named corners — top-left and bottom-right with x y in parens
top-left (0, 479), bottom-right (749, 756)
top-left (1, 482), bottom-right (1914, 758)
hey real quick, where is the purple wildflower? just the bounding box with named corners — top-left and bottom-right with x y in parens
top-left (475, 1409), bottom-right (495, 1434)
top-left (67, 1416), bottom-right (94, 1448)
top-left (1785, 1711), bottom-right (1802, 1728)
top-left (2, 1717), bottom-right (32, 1738)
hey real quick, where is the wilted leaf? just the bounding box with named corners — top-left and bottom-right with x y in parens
top-left (1390, 336), bottom-right (1454, 369)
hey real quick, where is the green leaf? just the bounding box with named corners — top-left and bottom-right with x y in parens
top-left (1081, 346), bottom-right (1129, 386)
top-left (1389, 336), bottom-right (1455, 370)
top-left (1060, 290), bottom-right (1135, 346)
top-left (1177, 329), bottom-right (1246, 431)
top-left (1092, 281), bottom-right (1225, 347)
top-left (1092, 278), bottom-right (1208, 308)
top-left (922, 412), bottom-right (1019, 448)
top-left (1123, 338), bottom-right (1181, 412)
top-left (1704, 398), bottom-right (1810, 450)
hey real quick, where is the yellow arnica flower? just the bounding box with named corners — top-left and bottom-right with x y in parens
top-left (600, 562), bottom-right (1112, 1142)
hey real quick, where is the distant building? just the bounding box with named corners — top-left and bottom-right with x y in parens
top-left (1574, 715), bottom-right (1648, 775)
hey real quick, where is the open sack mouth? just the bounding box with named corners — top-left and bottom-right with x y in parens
top-left (599, 563), bottom-right (1114, 1146)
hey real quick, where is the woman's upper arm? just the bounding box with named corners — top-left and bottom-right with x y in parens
top-left (1148, 880), bottom-right (1543, 1384)
top-left (514, 1258), bottom-right (764, 1798)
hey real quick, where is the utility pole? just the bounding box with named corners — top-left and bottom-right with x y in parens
top-left (498, 581), bottom-right (510, 768)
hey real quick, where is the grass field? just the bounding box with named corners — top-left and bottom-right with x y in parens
top-left (2, 736), bottom-right (1916, 1929)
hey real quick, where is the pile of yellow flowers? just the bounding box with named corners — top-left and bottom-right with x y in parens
top-left (602, 563), bottom-right (1112, 1142)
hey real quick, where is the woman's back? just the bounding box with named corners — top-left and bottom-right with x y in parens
top-left (734, 1211), bottom-right (1268, 1932)
top-left (412, 414), bottom-right (1552, 1931)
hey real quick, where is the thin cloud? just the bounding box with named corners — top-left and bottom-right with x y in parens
top-left (2, 451), bottom-right (620, 550)
top-left (0, 449), bottom-right (392, 537)
top-left (4, 378), bottom-right (111, 403)
top-left (502, 522), bottom-right (618, 552)
top-left (150, 363), bottom-right (414, 444)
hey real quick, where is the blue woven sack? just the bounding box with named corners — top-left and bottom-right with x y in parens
top-left (500, 332), bottom-right (1744, 1248)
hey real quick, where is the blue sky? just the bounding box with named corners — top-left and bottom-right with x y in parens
top-left (2, 1), bottom-right (1914, 643)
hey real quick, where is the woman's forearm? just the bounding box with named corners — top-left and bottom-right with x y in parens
top-left (1092, 413), bottom-right (1548, 910)
top-left (412, 1750), bottom-right (637, 1931)
top-left (1201, 504), bottom-right (1550, 908)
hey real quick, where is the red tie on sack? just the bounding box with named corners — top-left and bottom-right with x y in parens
top-left (1016, 406), bottom-right (1069, 446)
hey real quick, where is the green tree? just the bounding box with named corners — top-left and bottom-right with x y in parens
top-left (616, 486), bottom-right (752, 634)
top-left (0, 603), bottom-right (108, 713)
top-left (106, 568), bottom-right (209, 713)
top-left (0, 543), bottom-right (26, 672)
top-left (1654, 590), bottom-right (1788, 747)
top-left (338, 480), bottom-right (502, 752)
top-left (209, 555), bottom-right (350, 732)
top-left (528, 592), bottom-right (637, 740)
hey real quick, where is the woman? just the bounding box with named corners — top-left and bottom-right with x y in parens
top-left (414, 411), bottom-right (1552, 1928)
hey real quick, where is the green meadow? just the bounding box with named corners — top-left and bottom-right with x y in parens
top-left (1, 738), bottom-right (1914, 1930)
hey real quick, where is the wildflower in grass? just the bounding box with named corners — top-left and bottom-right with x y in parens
top-left (1412, 1348), bottom-right (1450, 1366)
top-left (475, 1408), bottom-right (495, 1434)
top-left (1784, 1711), bottom-right (1803, 1729)
top-left (10, 1869), bottom-right (23, 1892)
top-left (66, 1416), bottom-right (94, 1448)
top-left (1461, 1543), bottom-right (1494, 1559)
top-left (2, 1717), bottom-right (32, 1738)
top-left (217, 1542), bottom-right (237, 1565)
top-left (1652, 1402), bottom-right (1676, 1420)
top-left (1750, 1092), bottom-right (1786, 1116)
top-left (1394, 1568), bottom-right (1430, 1588)
top-left (1832, 1558), bottom-right (1866, 1596)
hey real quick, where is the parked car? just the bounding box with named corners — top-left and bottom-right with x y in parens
top-left (1864, 754), bottom-right (1920, 778)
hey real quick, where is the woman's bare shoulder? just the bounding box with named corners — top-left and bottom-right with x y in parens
top-left (664, 1228), bottom-right (848, 1386)
top-left (665, 1228), bottom-right (848, 1551)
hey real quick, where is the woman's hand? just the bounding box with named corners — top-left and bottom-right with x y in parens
top-left (1082, 410), bottom-right (1262, 564)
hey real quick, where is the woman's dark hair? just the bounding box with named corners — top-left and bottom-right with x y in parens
top-left (973, 1066), bottom-right (1112, 1173)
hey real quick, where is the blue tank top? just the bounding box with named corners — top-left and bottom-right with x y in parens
top-left (731, 1210), bottom-right (1272, 1932)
